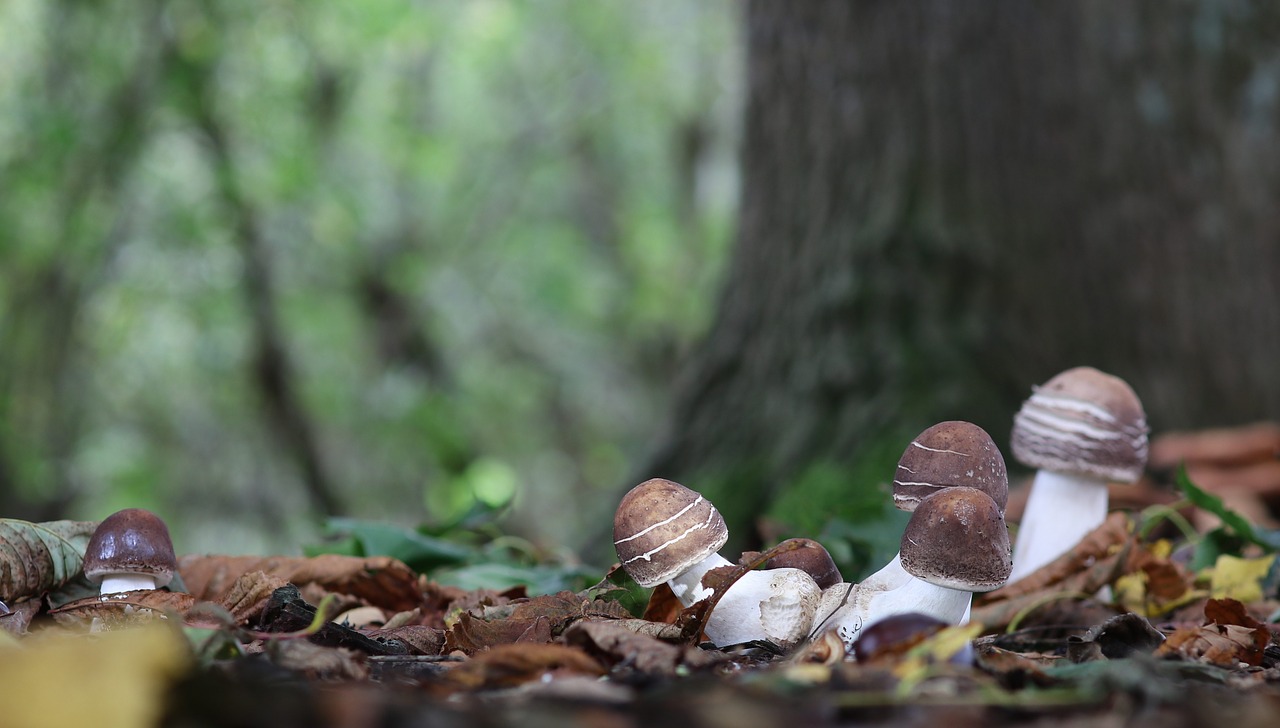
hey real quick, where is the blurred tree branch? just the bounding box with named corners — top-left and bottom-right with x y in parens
top-left (181, 38), bottom-right (343, 518)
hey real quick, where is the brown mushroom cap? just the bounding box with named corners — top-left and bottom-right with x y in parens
top-left (899, 487), bottom-right (1011, 592)
top-left (1011, 366), bottom-right (1149, 483)
top-left (82, 508), bottom-right (177, 587)
top-left (893, 421), bottom-right (1009, 514)
top-left (761, 538), bottom-right (842, 590)
top-left (613, 478), bottom-right (728, 588)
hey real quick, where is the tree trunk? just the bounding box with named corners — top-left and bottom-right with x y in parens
top-left (643, 0), bottom-right (1280, 546)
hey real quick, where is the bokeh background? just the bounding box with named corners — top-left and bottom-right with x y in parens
top-left (2, 1), bottom-right (1277, 577)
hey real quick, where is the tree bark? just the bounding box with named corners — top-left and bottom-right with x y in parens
top-left (643, 1), bottom-right (1280, 545)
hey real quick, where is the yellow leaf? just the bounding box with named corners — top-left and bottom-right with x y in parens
top-left (1113, 572), bottom-right (1148, 616)
top-left (1208, 554), bottom-right (1276, 603)
top-left (892, 622), bottom-right (982, 688)
top-left (0, 625), bottom-right (190, 728)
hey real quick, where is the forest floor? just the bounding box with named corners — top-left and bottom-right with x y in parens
top-left (3, 425), bottom-right (1280, 728)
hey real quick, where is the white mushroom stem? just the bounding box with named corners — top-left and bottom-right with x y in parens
top-left (98, 574), bottom-right (159, 595)
top-left (859, 552), bottom-right (910, 592)
top-left (814, 575), bottom-right (973, 650)
top-left (863, 577), bottom-right (972, 627)
top-left (666, 551), bottom-right (820, 648)
top-left (1009, 469), bottom-right (1109, 583)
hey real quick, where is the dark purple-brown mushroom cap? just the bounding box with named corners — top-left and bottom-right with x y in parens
top-left (613, 478), bottom-right (728, 588)
top-left (899, 487), bottom-right (1011, 593)
top-left (82, 508), bottom-right (177, 587)
top-left (762, 538), bottom-right (842, 590)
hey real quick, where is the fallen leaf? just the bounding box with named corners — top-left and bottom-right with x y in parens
top-left (1156, 623), bottom-right (1267, 667)
top-left (179, 554), bottom-right (423, 611)
top-left (563, 619), bottom-right (723, 677)
top-left (1065, 612), bottom-right (1166, 662)
top-left (983, 512), bottom-right (1134, 602)
top-left (267, 639), bottom-right (369, 681)
top-left (362, 624), bottom-right (445, 655)
top-left (1113, 540), bottom-right (1200, 617)
top-left (49, 589), bottom-right (197, 629)
top-left (640, 581), bottom-right (683, 624)
top-left (0, 625), bottom-right (189, 728)
top-left (446, 612), bottom-right (554, 654)
top-left (0, 598), bottom-right (42, 636)
top-left (1150, 422), bottom-right (1280, 469)
top-left (1207, 554), bottom-right (1276, 603)
top-left (436, 642), bottom-right (605, 691)
top-left (1154, 598), bottom-right (1270, 666)
top-left (0, 519), bottom-right (98, 602)
top-left (213, 570), bottom-right (290, 624)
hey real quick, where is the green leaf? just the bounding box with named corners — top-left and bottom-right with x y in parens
top-left (305, 518), bottom-right (475, 572)
top-left (431, 562), bottom-right (600, 595)
top-left (0, 519), bottom-right (98, 602)
top-left (1176, 467), bottom-right (1280, 551)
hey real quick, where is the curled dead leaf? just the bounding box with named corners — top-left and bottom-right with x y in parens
top-left (179, 554), bottom-right (422, 612)
top-left (1154, 598), bottom-right (1270, 667)
top-left (0, 520), bottom-right (98, 603)
top-left (49, 590), bottom-right (197, 630)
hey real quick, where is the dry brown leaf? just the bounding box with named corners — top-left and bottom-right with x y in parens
top-left (563, 619), bottom-right (723, 677)
top-left (1150, 422), bottom-right (1280, 469)
top-left (1155, 623), bottom-right (1267, 666)
top-left (640, 581), bottom-right (683, 624)
top-left (983, 511), bottom-right (1134, 603)
top-left (1204, 597), bottom-right (1266, 630)
top-left (436, 642), bottom-right (605, 691)
top-left (213, 570), bottom-right (289, 625)
top-left (267, 639), bottom-right (369, 681)
top-left (49, 590), bottom-right (197, 629)
top-left (973, 642), bottom-right (1059, 678)
top-left (362, 625), bottom-right (445, 656)
top-left (0, 598), bottom-right (42, 636)
top-left (445, 612), bottom-right (553, 654)
top-left (179, 554), bottom-right (422, 611)
top-left (1154, 598), bottom-right (1270, 667)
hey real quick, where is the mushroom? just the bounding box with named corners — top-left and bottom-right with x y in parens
top-left (864, 487), bottom-right (1011, 625)
top-left (83, 508), bottom-right (178, 595)
top-left (613, 478), bottom-right (821, 648)
top-left (1007, 367), bottom-right (1148, 582)
top-left (745, 537), bottom-right (843, 590)
top-left (815, 486), bottom-right (1011, 648)
top-left (813, 422), bottom-right (1007, 645)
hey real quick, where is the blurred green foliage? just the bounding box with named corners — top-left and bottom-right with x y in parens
top-left (306, 505), bottom-right (600, 595)
top-left (0, 0), bottom-right (741, 554)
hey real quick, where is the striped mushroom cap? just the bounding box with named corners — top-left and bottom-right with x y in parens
top-left (900, 487), bottom-right (1011, 592)
top-left (893, 421), bottom-right (1009, 514)
top-left (1011, 367), bottom-right (1149, 483)
top-left (613, 478), bottom-right (728, 588)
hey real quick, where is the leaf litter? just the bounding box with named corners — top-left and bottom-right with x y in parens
top-left (2, 426), bottom-right (1280, 726)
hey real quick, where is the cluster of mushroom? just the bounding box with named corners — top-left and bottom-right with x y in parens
top-left (811, 420), bottom-right (1012, 649)
top-left (611, 365), bottom-right (1149, 655)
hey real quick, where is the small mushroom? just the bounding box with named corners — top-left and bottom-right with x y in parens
top-left (866, 487), bottom-right (1011, 624)
top-left (83, 508), bottom-right (178, 595)
top-left (1007, 367), bottom-right (1148, 582)
top-left (746, 537), bottom-right (842, 590)
top-left (613, 478), bottom-right (820, 648)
